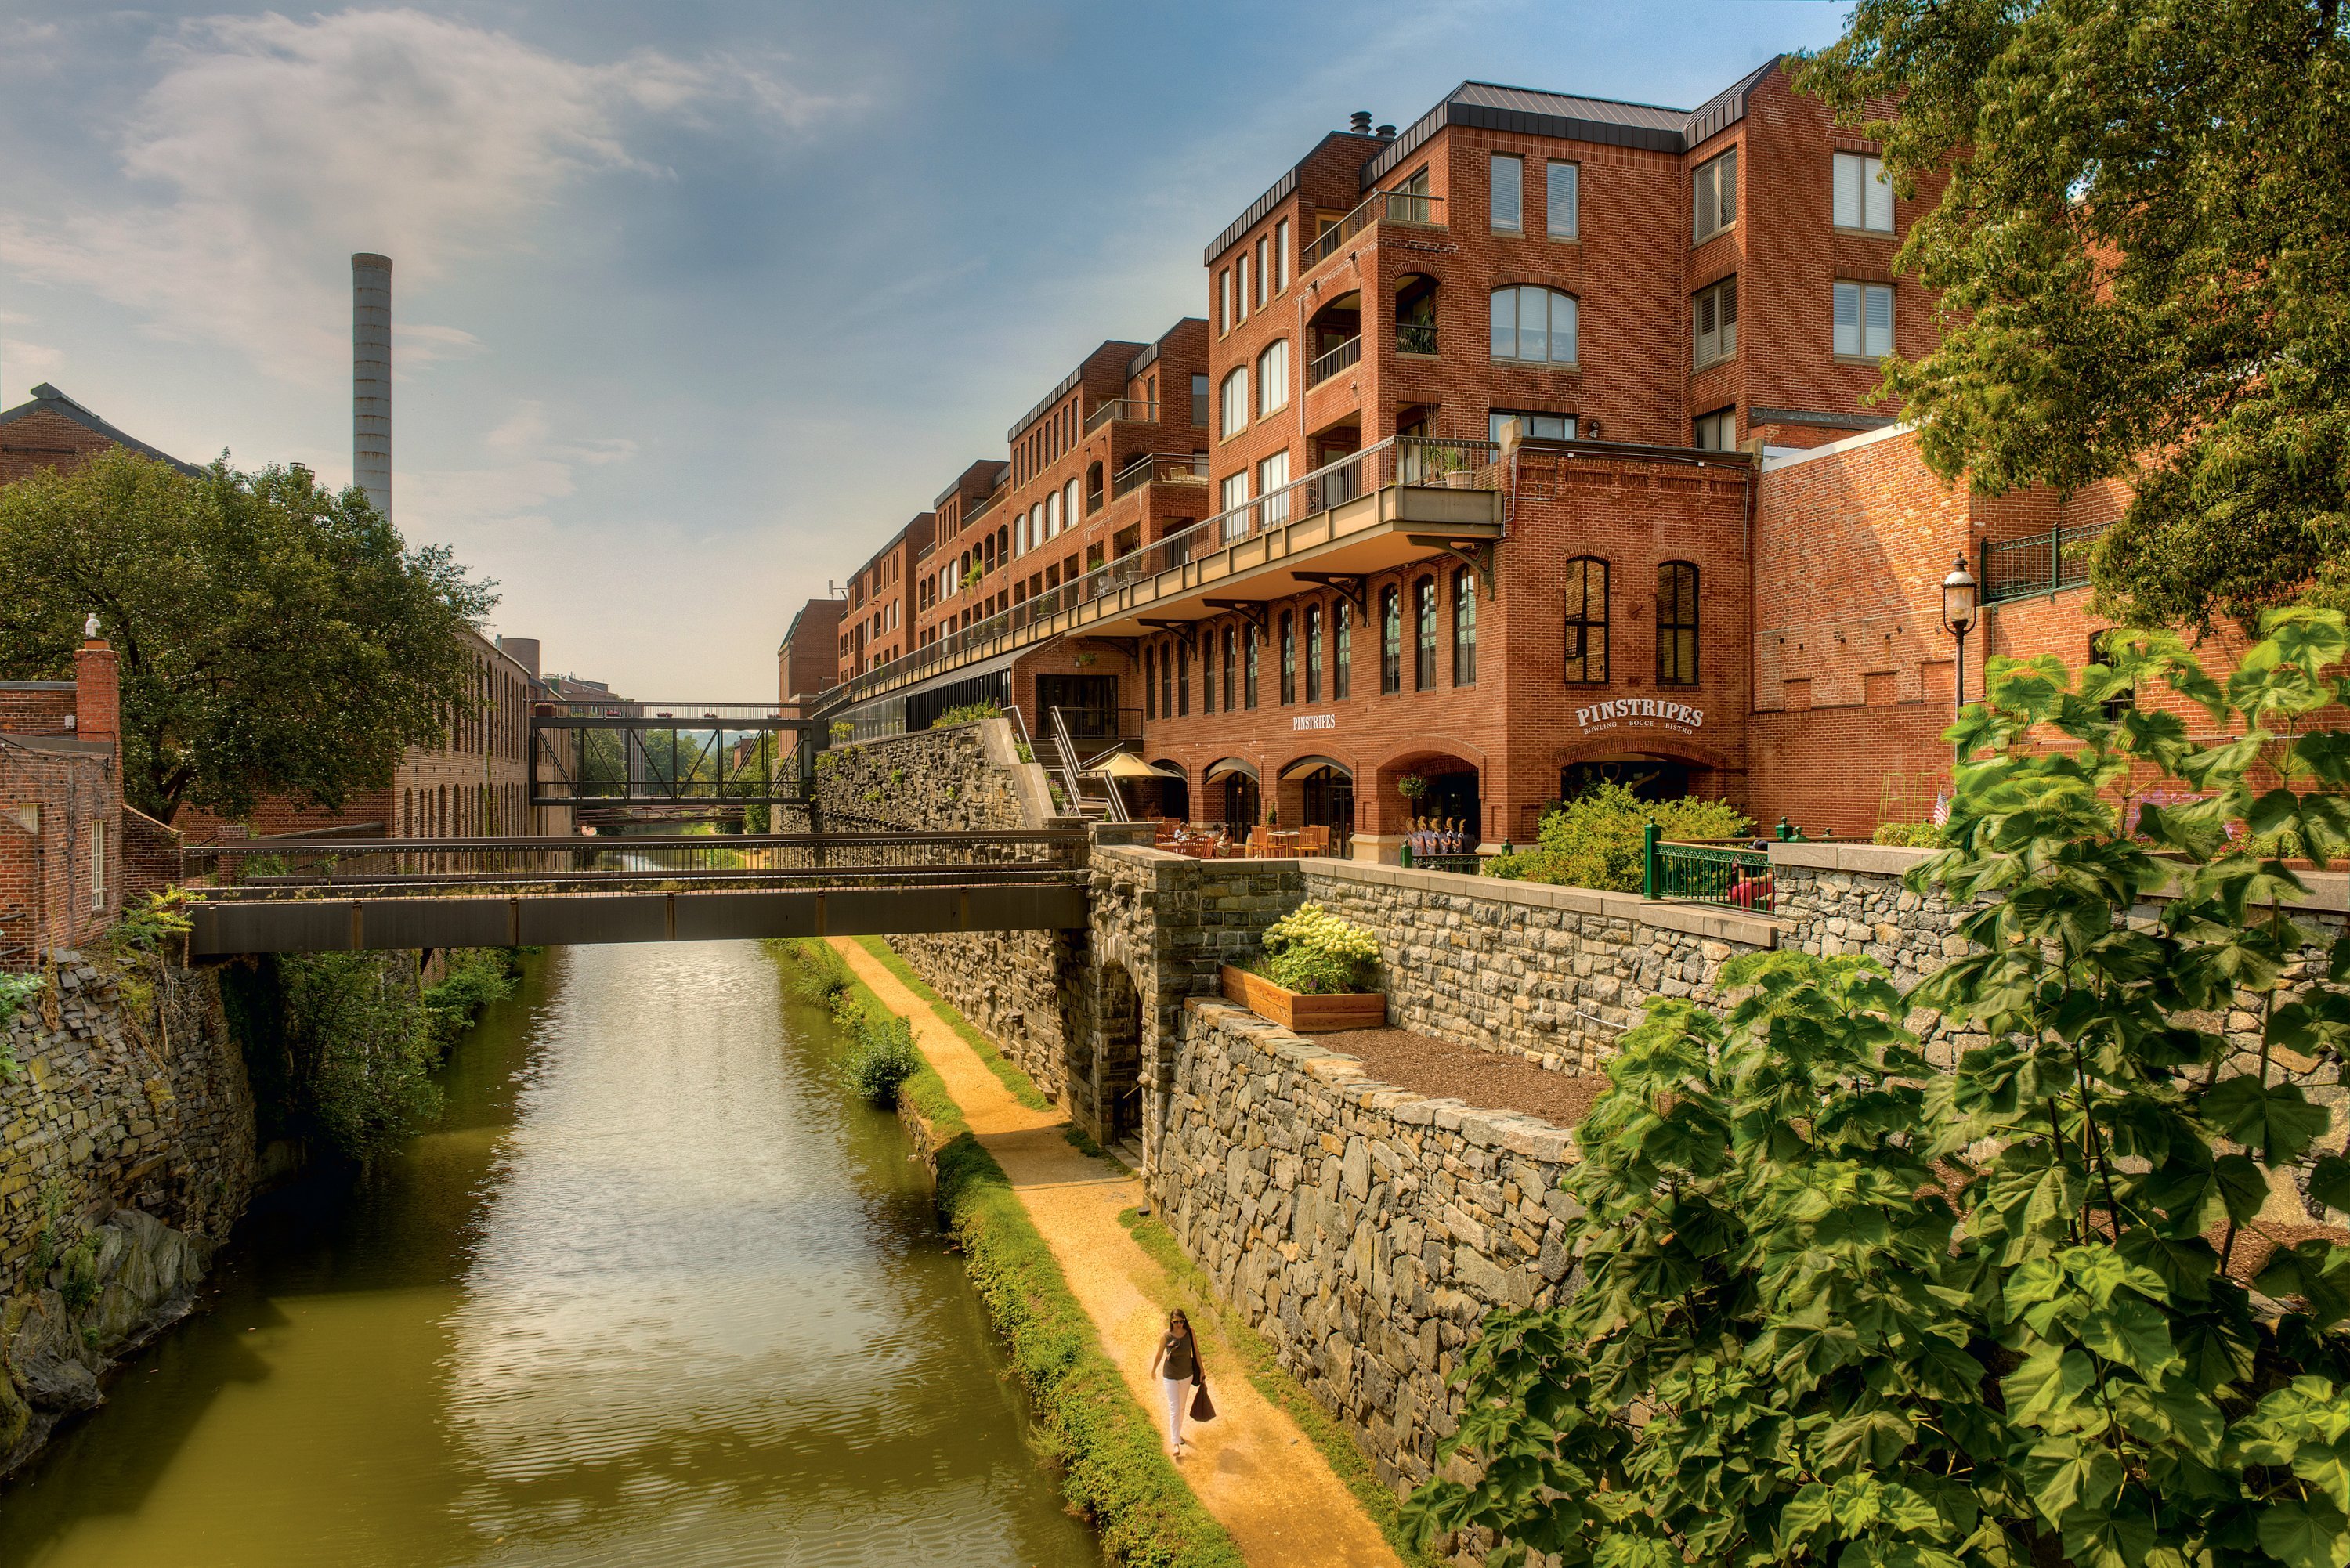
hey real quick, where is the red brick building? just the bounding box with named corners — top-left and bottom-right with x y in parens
top-left (799, 59), bottom-right (2296, 850)
top-left (0, 384), bottom-right (202, 486)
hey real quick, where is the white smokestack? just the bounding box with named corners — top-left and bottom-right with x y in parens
top-left (352, 252), bottom-right (392, 520)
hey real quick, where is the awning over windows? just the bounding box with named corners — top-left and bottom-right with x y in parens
top-left (1203, 757), bottom-right (1260, 783)
top-left (1278, 755), bottom-right (1351, 782)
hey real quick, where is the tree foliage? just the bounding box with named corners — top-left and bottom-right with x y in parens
top-left (1485, 779), bottom-right (1751, 891)
top-left (0, 449), bottom-right (496, 822)
top-left (1409, 609), bottom-right (2350, 1568)
top-left (1801, 0), bottom-right (2350, 632)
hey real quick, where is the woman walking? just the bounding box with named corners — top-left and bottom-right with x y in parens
top-left (1149, 1308), bottom-right (1204, 1457)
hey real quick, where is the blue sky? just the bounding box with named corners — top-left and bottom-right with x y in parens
top-left (0, 1), bottom-right (1847, 696)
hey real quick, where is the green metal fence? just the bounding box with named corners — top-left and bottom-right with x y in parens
top-left (1642, 824), bottom-right (1774, 912)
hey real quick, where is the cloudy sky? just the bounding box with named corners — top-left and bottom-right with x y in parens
top-left (0, 1), bottom-right (1846, 696)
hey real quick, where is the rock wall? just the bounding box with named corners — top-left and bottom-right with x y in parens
top-left (811, 717), bottom-right (1053, 833)
top-left (0, 947), bottom-right (256, 1472)
top-left (1151, 999), bottom-right (1579, 1496)
top-left (890, 928), bottom-right (1080, 1103)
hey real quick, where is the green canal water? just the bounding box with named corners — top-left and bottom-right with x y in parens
top-left (0, 942), bottom-right (1098, 1567)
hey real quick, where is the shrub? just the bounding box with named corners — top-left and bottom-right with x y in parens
top-left (1482, 780), bottom-right (1751, 890)
top-left (279, 951), bottom-right (440, 1166)
top-left (1871, 818), bottom-right (1948, 847)
top-left (0, 970), bottom-right (43, 1078)
top-left (783, 937), bottom-right (855, 1007)
top-left (937, 701), bottom-right (1001, 725)
top-left (841, 1012), bottom-right (921, 1106)
top-left (422, 948), bottom-right (520, 1046)
top-left (1257, 902), bottom-right (1380, 994)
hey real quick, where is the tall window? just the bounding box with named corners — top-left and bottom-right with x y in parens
top-left (1161, 639), bottom-right (1176, 715)
top-left (1694, 408), bottom-right (1737, 450)
top-left (1274, 218), bottom-right (1290, 291)
top-left (2090, 632), bottom-right (2135, 721)
top-left (1220, 471), bottom-right (1251, 540)
top-left (1144, 644), bottom-right (1157, 719)
top-left (1489, 286), bottom-right (1578, 364)
top-left (1833, 151), bottom-right (1893, 232)
top-left (1693, 276), bottom-right (1738, 367)
top-left (1414, 576), bottom-right (1437, 690)
top-left (1564, 557), bottom-right (1609, 684)
top-left (1191, 373), bottom-right (1209, 426)
top-left (1244, 627), bottom-right (1260, 708)
top-left (1693, 147), bottom-right (1737, 241)
top-left (1333, 602), bottom-right (1351, 699)
top-left (1380, 586), bottom-right (1402, 694)
top-left (1257, 339), bottom-right (1289, 416)
top-left (1220, 267), bottom-right (1233, 332)
top-left (1044, 490), bottom-right (1060, 540)
top-left (1278, 611), bottom-right (1296, 704)
top-left (1546, 161), bottom-right (1579, 240)
top-left (1306, 602), bottom-right (1324, 703)
top-left (1220, 367), bottom-right (1248, 437)
top-left (1177, 640), bottom-right (1190, 716)
top-left (1064, 478), bottom-right (1080, 529)
top-left (1490, 153), bottom-right (1522, 233)
top-left (1222, 627), bottom-right (1237, 710)
top-left (1257, 450), bottom-right (1290, 526)
top-left (1236, 252), bottom-right (1250, 320)
top-left (1452, 569), bottom-right (1476, 685)
top-left (1657, 562), bottom-right (1700, 685)
top-left (1835, 281), bottom-right (1894, 358)
top-left (1254, 236), bottom-right (1268, 307)
top-left (1202, 630), bottom-right (1217, 713)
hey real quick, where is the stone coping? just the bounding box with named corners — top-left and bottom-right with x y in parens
top-left (1772, 839), bottom-right (2347, 915)
top-left (1301, 855), bottom-right (1784, 948)
top-left (1185, 997), bottom-right (1580, 1164)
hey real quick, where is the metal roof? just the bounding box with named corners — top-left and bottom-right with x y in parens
top-left (1203, 131), bottom-right (1383, 265)
top-left (932, 458), bottom-right (1008, 511)
top-left (1127, 318), bottom-right (1206, 380)
top-left (0, 382), bottom-right (203, 476)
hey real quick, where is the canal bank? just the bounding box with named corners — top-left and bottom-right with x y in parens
top-left (0, 942), bottom-right (1097, 1567)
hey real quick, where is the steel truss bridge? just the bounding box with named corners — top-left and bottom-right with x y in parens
top-left (183, 832), bottom-right (1090, 956)
top-left (529, 702), bottom-right (816, 815)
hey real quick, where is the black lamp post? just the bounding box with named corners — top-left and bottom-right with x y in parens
top-left (1940, 554), bottom-right (1979, 753)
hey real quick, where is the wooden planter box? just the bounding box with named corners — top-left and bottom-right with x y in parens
top-left (1220, 965), bottom-right (1387, 1033)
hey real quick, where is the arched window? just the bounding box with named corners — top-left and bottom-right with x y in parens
top-left (1380, 585), bottom-right (1402, 694)
top-left (1414, 576), bottom-right (1438, 690)
top-left (1489, 285), bottom-right (1578, 365)
top-left (1656, 561), bottom-right (1699, 685)
top-left (1045, 490), bottom-right (1060, 539)
top-left (1564, 557), bottom-right (1609, 684)
top-left (1086, 463), bottom-right (1103, 513)
top-left (1256, 340), bottom-right (1289, 417)
top-left (1452, 568), bottom-right (1476, 686)
top-left (1333, 602), bottom-right (1352, 699)
top-left (1279, 611), bottom-right (1296, 705)
top-left (1306, 602), bottom-right (1324, 703)
top-left (1062, 478), bottom-right (1079, 532)
top-left (1220, 367), bottom-right (1249, 438)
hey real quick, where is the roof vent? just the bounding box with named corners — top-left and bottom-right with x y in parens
top-left (1349, 110), bottom-right (1372, 135)
top-left (1376, 124), bottom-right (1396, 139)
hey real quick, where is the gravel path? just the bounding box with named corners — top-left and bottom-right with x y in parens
top-left (1311, 1026), bottom-right (1606, 1129)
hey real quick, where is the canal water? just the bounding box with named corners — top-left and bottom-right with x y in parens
top-left (0, 942), bottom-right (1098, 1567)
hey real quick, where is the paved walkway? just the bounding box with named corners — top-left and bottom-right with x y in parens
top-left (832, 939), bottom-right (1404, 1568)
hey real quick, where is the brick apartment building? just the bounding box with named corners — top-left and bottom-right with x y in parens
top-left (793, 56), bottom-right (2306, 849)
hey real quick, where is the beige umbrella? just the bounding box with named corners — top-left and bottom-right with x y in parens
top-left (1097, 752), bottom-right (1183, 780)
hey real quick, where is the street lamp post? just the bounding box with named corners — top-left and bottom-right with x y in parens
top-left (1940, 554), bottom-right (1979, 757)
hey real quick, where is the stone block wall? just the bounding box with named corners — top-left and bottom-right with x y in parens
top-left (811, 717), bottom-right (1054, 833)
top-left (1152, 999), bottom-right (1580, 1496)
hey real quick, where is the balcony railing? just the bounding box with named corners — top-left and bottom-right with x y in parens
top-left (1396, 322), bottom-right (1437, 356)
top-left (1307, 334), bottom-right (1362, 388)
top-left (1298, 189), bottom-right (1446, 273)
top-left (1112, 451), bottom-right (1210, 500)
top-left (1085, 398), bottom-right (1158, 435)
top-left (964, 485), bottom-right (1006, 525)
top-left (834, 435), bottom-right (1499, 707)
top-left (1982, 518), bottom-right (2113, 604)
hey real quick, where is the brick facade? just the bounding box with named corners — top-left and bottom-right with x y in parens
top-left (0, 645), bottom-right (134, 966)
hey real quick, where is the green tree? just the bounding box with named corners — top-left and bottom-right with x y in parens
top-left (1801, 0), bottom-right (2350, 633)
top-left (0, 448), bottom-right (495, 822)
top-left (1410, 610), bottom-right (2350, 1568)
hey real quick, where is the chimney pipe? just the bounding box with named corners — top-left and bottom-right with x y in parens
top-left (1376, 124), bottom-right (1396, 140)
top-left (1349, 110), bottom-right (1372, 135)
top-left (352, 253), bottom-right (392, 521)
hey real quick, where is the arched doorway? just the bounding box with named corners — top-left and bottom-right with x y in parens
top-left (1097, 963), bottom-right (1142, 1144)
top-left (1205, 757), bottom-right (1260, 831)
top-left (1278, 754), bottom-right (1354, 851)
top-left (1145, 761), bottom-right (1191, 821)
top-left (1376, 749), bottom-right (1483, 842)
top-left (1561, 756), bottom-right (1694, 803)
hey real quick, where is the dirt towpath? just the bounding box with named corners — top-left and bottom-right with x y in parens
top-left (832, 939), bottom-right (1404, 1568)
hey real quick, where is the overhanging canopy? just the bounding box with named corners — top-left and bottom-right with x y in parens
top-left (1278, 755), bottom-right (1352, 782)
top-left (1099, 753), bottom-right (1183, 780)
top-left (1203, 757), bottom-right (1260, 783)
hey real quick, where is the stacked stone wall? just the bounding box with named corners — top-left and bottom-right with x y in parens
top-left (810, 718), bottom-right (1045, 833)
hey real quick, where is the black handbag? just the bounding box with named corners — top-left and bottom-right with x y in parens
top-left (1189, 1378), bottom-right (1217, 1422)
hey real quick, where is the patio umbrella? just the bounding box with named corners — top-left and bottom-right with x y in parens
top-left (1097, 753), bottom-right (1183, 779)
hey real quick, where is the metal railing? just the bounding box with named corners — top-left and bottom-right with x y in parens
top-left (1112, 451), bottom-right (1210, 500)
top-left (964, 486), bottom-right (1007, 525)
top-left (1396, 322), bottom-right (1437, 356)
top-left (185, 831), bottom-right (1090, 897)
top-left (1642, 826), bottom-right (1773, 912)
top-left (1299, 190), bottom-right (1446, 273)
top-left (1085, 398), bottom-right (1157, 435)
top-left (836, 435), bottom-right (1499, 706)
top-left (1982, 519), bottom-right (2113, 604)
top-left (1307, 335), bottom-right (1362, 388)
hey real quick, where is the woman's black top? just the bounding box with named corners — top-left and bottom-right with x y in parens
top-left (1161, 1331), bottom-right (1197, 1382)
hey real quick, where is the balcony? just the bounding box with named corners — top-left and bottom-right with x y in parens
top-left (1396, 322), bottom-right (1437, 356)
top-left (1112, 450), bottom-right (1210, 501)
top-left (1307, 335), bottom-right (1362, 389)
top-left (965, 485), bottom-right (1006, 524)
top-left (1298, 190), bottom-right (1446, 275)
top-left (1085, 398), bottom-right (1158, 436)
top-left (1982, 518), bottom-right (2114, 604)
top-left (830, 437), bottom-right (1502, 708)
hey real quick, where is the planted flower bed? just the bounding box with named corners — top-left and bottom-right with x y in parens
top-left (1222, 903), bottom-right (1386, 1032)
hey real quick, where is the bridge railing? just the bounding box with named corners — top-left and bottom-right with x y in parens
top-left (185, 831), bottom-right (1090, 894)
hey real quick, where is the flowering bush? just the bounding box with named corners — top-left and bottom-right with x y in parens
top-left (1257, 903), bottom-right (1381, 995)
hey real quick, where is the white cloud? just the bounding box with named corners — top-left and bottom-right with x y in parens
top-left (2, 338), bottom-right (67, 386)
top-left (0, 8), bottom-right (841, 381)
top-left (403, 398), bottom-right (638, 532)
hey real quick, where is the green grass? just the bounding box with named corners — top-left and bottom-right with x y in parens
top-left (851, 935), bottom-right (1054, 1111)
top-left (1119, 1207), bottom-right (1440, 1568)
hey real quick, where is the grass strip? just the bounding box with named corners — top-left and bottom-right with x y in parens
top-left (1119, 1207), bottom-right (1440, 1568)
top-left (852, 935), bottom-right (1053, 1111)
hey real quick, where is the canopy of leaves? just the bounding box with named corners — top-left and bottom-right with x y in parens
top-left (1801, 0), bottom-right (2350, 633)
top-left (1410, 610), bottom-right (2350, 1568)
top-left (1485, 779), bottom-right (1751, 890)
top-left (0, 449), bottom-right (496, 823)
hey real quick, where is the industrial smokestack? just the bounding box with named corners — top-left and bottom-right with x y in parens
top-left (352, 253), bottom-right (392, 521)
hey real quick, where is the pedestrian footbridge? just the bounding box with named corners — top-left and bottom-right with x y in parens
top-left (182, 832), bottom-right (1091, 956)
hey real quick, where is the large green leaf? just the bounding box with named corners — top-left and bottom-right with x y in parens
top-left (2201, 1077), bottom-right (2331, 1166)
top-left (2254, 1497), bottom-right (2349, 1568)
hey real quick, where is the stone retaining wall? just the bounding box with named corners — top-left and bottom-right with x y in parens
top-left (810, 717), bottom-right (1054, 833)
top-left (1151, 998), bottom-right (1580, 1497)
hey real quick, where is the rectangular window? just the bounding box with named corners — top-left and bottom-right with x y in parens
top-left (1379, 587), bottom-right (1401, 695)
top-left (1160, 641), bottom-right (1174, 717)
top-left (1693, 276), bottom-right (1738, 367)
top-left (1546, 161), bottom-right (1579, 240)
top-left (1489, 153), bottom-right (1522, 233)
top-left (1835, 280), bottom-right (1895, 358)
top-left (1219, 267), bottom-right (1232, 332)
top-left (1202, 632), bottom-right (1216, 713)
top-left (1257, 338), bottom-right (1289, 416)
top-left (1254, 236), bottom-right (1268, 307)
top-left (1333, 602), bottom-right (1352, 699)
top-left (1144, 645), bottom-right (1156, 720)
top-left (1306, 603), bottom-right (1323, 703)
top-left (1563, 557), bottom-right (1609, 684)
top-left (1274, 218), bottom-right (1289, 291)
top-left (1191, 373), bottom-right (1209, 426)
top-left (1223, 627), bottom-right (1237, 711)
top-left (1244, 627), bottom-right (1260, 709)
top-left (1279, 611), bottom-right (1296, 705)
top-left (1694, 407), bottom-right (1737, 450)
top-left (1414, 577), bottom-right (1437, 690)
top-left (1177, 640), bottom-right (1190, 716)
top-left (1452, 569), bottom-right (1476, 686)
top-left (1219, 471), bottom-right (1250, 540)
top-left (1236, 253), bottom-right (1250, 321)
top-left (1489, 410), bottom-right (1575, 445)
top-left (1257, 450), bottom-right (1290, 526)
top-left (1833, 151), bottom-right (1894, 232)
top-left (1694, 147), bottom-right (1737, 241)
top-left (1656, 562), bottom-right (1700, 685)
top-left (89, 819), bottom-right (105, 912)
top-left (1219, 367), bottom-right (1248, 437)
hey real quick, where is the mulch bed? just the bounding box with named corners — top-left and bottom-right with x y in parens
top-left (1307, 1027), bottom-right (1607, 1131)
